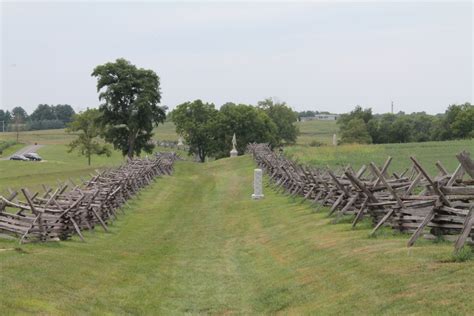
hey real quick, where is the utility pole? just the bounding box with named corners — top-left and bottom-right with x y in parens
top-left (391, 101), bottom-right (394, 114)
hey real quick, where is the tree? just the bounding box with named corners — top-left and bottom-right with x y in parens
top-left (171, 100), bottom-right (219, 162)
top-left (91, 58), bottom-right (165, 158)
top-left (67, 109), bottom-right (111, 166)
top-left (451, 103), bottom-right (474, 138)
top-left (213, 103), bottom-right (278, 158)
top-left (53, 104), bottom-right (76, 123)
top-left (11, 106), bottom-right (27, 141)
top-left (338, 106), bottom-right (373, 144)
top-left (0, 110), bottom-right (11, 132)
top-left (340, 118), bottom-right (372, 144)
top-left (30, 104), bottom-right (56, 121)
top-left (257, 98), bottom-right (299, 145)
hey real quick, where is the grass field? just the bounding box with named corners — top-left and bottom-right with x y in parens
top-left (0, 126), bottom-right (186, 194)
top-left (1, 156), bottom-right (473, 314)
top-left (295, 119), bottom-right (339, 145)
top-left (0, 126), bottom-right (473, 314)
top-left (286, 139), bottom-right (474, 175)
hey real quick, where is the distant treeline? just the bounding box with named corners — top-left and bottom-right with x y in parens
top-left (0, 104), bottom-right (75, 131)
top-left (297, 110), bottom-right (332, 118)
top-left (338, 103), bottom-right (473, 144)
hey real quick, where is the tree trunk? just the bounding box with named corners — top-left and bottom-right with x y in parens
top-left (88, 154), bottom-right (91, 166)
top-left (127, 133), bottom-right (136, 159)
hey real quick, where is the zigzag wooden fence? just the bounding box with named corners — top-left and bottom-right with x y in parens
top-left (247, 143), bottom-right (474, 254)
top-left (0, 152), bottom-right (180, 243)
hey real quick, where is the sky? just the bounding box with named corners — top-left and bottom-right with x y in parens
top-left (1, 1), bottom-right (473, 115)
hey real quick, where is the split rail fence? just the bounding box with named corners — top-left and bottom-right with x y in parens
top-left (0, 152), bottom-right (179, 243)
top-left (247, 143), bottom-right (474, 254)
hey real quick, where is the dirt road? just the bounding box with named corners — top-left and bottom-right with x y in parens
top-left (0, 144), bottom-right (44, 160)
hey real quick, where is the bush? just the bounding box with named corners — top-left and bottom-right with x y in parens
top-left (27, 119), bottom-right (65, 130)
top-left (451, 246), bottom-right (473, 262)
top-left (309, 140), bottom-right (325, 147)
top-left (0, 140), bottom-right (18, 155)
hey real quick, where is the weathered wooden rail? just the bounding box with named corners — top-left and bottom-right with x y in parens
top-left (0, 152), bottom-right (180, 243)
top-left (247, 143), bottom-right (474, 254)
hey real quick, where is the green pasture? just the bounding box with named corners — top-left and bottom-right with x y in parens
top-left (295, 119), bottom-right (339, 145)
top-left (153, 121), bottom-right (180, 141)
top-left (0, 126), bottom-right (473, 314)
top-left (285, 139), bottom-right (474, 175)
top-left (1, 155), bottom-right (473, 314)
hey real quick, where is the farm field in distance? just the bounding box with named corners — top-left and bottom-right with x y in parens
top-left (0, 128), bottom-right (185, 194)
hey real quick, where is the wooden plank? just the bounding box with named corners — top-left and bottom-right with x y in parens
top-left (407, 207), bottom-right (436, 247)
top-left (456, 151), bottom-right (474, 179)
top-left (453, 205), bottom-right (474, 253)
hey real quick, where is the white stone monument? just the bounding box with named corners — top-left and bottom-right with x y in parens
top-left (230, 133), bottom-right (238, 157)
top-left (333, 133), bottom-right (337, 146)
top-left (177, 136), bottom-right (184, 150)
top-left (252, 168), bottom-right (264, 199)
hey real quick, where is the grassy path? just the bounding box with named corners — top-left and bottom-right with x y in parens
top-left (1, 156), bottom-right (473, 314)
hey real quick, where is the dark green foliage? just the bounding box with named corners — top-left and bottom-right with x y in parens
top-left (171, 100), bottom-right (219, 162)
top-left (258, 98), bottom-right (299, 145)
top-left (340, 118), bottom-right (372, 144)
top-left (29, 104), bottom-right (55, 121)
top-left (339, 103), bottom-right (473, 144)
top-left (11, 106), bottom-right (28, 121)
top-left (297, 110), bottom-right (331, 119)
top-left (67, 109), bottom-right (111, 165)
top-left (27, 120), bottom-right (65, 130)
top-left (172, 101), bottom-right (289, 161)
top-left (92, 58), bottom-right (165, 158)
top-left (0, 110), bottom-right (12, 124)
top-left (213, 103), bottom-right (278, 158)
top-left (338, 106), bottom-right (373, 144)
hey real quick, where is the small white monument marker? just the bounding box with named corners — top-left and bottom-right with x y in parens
top-left (333, 133), bottom-right (337, 146)
top-left (177, 136), bottom-right (184, 149)
top-left (252, 169), bottom-right (264, 199)
top-left (230, 133), bottom-right (238, 157)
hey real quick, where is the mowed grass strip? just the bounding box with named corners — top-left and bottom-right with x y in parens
top-left (0, 156), bottom-right (473, 314)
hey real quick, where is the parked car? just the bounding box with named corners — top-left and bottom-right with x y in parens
top-left (24, 153), bottom-right (42, 161)
top-left (9, 154), bottom-right (30, 161)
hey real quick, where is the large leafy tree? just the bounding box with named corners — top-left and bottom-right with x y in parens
top-left (11, 106), bottom-right (28, 121)
top-left (257, 98), bottom-right (299, 145)
top-left (340, 118), bottom-right (372, 144)
top-left (67, 109), bottom-right (111, 166)
top-left (53, 104), bottom-right (76, 123)
top-left (30, 104), bottom-right (56, 121)
top-left (91, 58), bottom-right (165, 158)
top-left (213, 103), bottom-right (278, 158)
top-left (171, 100), bottom-right (219, 162)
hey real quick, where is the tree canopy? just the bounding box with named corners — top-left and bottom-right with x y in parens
top-left (92, 58), bottom-right (166, 158)
top-left (339, 103), bottom-right (473, 144)
top-left (258, 98), bottom-right (299, 145)
top-left (67, 109), bottom-right (111, 165)
top-left (171, 100), bottom-right (219, 162)
top-left (213, 103), bottom-right (278, 158)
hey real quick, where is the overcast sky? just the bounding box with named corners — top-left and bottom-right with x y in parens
top-left (1, 1), bottom-right (473, 114)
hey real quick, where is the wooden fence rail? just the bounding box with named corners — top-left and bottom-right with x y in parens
top-left (247, 143), bottom-right (474, 254)
top-left (0, 152), bottom-right (180, 243)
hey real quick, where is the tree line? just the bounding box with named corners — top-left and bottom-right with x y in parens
top-left (66, 58), bottom-right (299, 165)
top-left (338, 103), bottom-right (474, 144)
top-left (171, 98), bottom-right (299, 162)
top-left (0, 104), bottom-right (75, 131)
